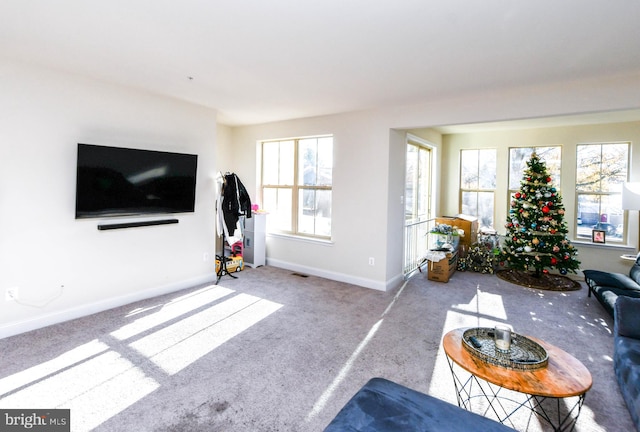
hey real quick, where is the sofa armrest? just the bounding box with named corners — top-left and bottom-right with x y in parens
top-left (630, 254), bottom-right (640, 285)
top-left (615, 296), bottom-right (640, 339)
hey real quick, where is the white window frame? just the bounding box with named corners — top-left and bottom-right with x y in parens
top-left (260, 135), bottom-right (333, 239)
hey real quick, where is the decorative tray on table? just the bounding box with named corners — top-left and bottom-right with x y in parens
top-left (462, 327), bottom-right (548, 371)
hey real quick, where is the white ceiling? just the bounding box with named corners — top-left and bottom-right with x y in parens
top-left (2, 1), bottom-right (640, 126)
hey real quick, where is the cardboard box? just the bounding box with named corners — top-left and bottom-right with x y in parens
top-left (436, 214), bottom-right (478, 248)
top-left (428, 250), bottom-right (458, 282)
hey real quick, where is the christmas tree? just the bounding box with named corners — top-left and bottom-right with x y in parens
top-left (500, 153), bottom-right (580, 277)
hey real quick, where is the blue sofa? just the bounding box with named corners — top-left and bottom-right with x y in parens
top-left (324, 377), bottom-right (514, 431)
top-left (583, 254), bottom-right (640, 317)
top-left (614, 296), bottom-right (640, 431)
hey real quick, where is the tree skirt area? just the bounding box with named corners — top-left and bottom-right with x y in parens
top-left (496, 269), bottom-right (582, 291)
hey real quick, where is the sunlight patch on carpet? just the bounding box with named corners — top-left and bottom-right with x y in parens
top-left (0, 339), bottom-right (110, 395)
top-left (0, 349), bottom-right (160, 430)
top-left (452, 288), bottom-right (508, 321)
top-left (111, 286), bottom-right (235, 340)
top-left (305, 281), bottom-right (409, 422)
top-left (130, 293), bottom-right (282, 375)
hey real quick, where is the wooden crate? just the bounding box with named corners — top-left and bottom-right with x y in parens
top-left (435, 215), bottom-right (478, 248)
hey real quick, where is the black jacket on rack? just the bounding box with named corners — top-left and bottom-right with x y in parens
top-left (221, 172), bottom-right (252, 236)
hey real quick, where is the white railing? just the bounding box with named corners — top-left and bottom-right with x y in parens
top-left (403, 218), bottom-right (436, 278)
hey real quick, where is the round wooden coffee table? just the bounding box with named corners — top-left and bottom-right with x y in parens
top-left (443, 328), bottom-right (592, 431)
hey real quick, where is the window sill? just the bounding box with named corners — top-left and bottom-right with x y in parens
top-left (267, 232), bottom-right (334, 246)
top-left (572, 239), bottom-right (634, 251)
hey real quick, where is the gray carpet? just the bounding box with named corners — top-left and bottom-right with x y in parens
top-left (0, 266), bottom-right (632, 431)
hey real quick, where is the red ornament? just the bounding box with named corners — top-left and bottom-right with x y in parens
top-left (543, 269), bottom-right (549, 274)
top-left (551, 257), bottom-right (558, 265)
top-left (542, 206), bottom-right (550, 213)
top-left (547, 177), bottom-right (552, 182)
top-left (515, 192), bottom-right (521, 199)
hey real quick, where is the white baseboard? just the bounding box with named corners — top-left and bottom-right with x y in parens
top-left (0, 273), bottom-right (216, 340)
top-left (266, 258), bottom-right (403, 292)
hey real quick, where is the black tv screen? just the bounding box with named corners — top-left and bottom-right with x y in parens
top-left (75, 143), bottom-right (198, 219)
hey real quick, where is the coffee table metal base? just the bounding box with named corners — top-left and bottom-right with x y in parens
top-left (446, 356), bottom-right (585, 432)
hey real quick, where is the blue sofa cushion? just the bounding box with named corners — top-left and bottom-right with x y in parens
top-left (614, 296), bottom-right (640, 431)
top-left (324, 377), bottom-right (514, 431)
top-left (616, 296), bottom-right (640, 340)
top-left (584, 270), bottom-right (640, 292)
top-left (614, 335), bottom-right (640, 430)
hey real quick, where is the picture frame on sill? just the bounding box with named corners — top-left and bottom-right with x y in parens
top-left (592, 229), bottom-right (606, 244)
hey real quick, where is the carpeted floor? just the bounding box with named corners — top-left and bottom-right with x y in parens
top-left (0, 266), bottom-right (632, 431)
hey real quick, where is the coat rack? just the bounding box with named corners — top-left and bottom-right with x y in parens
top-left (215, 171), bottom-right (253, 284)
top-left (216, 229), bottom-right (237, 284)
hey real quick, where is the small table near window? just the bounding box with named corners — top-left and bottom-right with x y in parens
top-left (442, 328), bottom-right (592, 431)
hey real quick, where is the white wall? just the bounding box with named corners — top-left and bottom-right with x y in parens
top-left (0, 61), bottom-right (218, 338)
top-left (229, 71), bottom-right (640, 289)
top-left (231, 111), bottom-right (395, 290)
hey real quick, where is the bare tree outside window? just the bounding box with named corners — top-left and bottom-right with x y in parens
top-left (576, 142), bottom-right (628, 241)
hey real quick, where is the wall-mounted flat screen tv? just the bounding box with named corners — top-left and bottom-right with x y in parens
top-left (75, 143), bottom-right (198, 219)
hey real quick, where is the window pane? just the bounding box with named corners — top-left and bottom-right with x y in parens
top-left (601, 144), bottom-right (628, 192)
top-left (576, 194), bottom-right (599, 238)
top-left (263, 187), bottom-right (292, 232)
top-left (299, 137), bottom-right (333, 186)
top-left (461, 191), bottom-right (478, 218)
top-left (509, 148), bottom-right (529, 190)
top-left (461, 150), bottom-right (479, 189)
top-left (317, 137), bottom-right (333, 186)
top-left (477, 191), bottom-right (494, 230)
top-left (262, 142), bottom-right (280, 185)
top-left (478, 149), bottom-right (496, 189)
top-left (299, 138), bottom-right (317, 186)
top-left (576, 145), bottom-right (602, 191)
top-left (510, 147), bottom-right (561, 191)
top-left (418, 148), bottom-right (430, 217)
top-left (263, 141), bottom-right (294, 186)
top-left (405, 145), bottom-right (417, 220)
top-left (596, 194), bottom-right (624, 237)
top-left (537, 147), bottom-right (561, 184)
top-left (298, 189), bottom-right (331, 236)
top-left (577, 194), bottom-right (624, 240)
top-left (576, 143), bottom-right (626, 193)
top-left (462, 191), bottom-right (493, 231)
top-left (280, 141), bottom-right (295, 185)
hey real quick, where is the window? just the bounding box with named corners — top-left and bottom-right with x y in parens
top-left (261, 136), bottom-right (333, 238)
top-left (508, 146), bottom-right (562, 217)
top-left (509, 146), bottom-right (561, 193)
top-left (576, 142), bottom-right (629, 242)
top-left (405, 143), bottom-right (431, 222)
top-left (460, 149), bottom-right (496, 230)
